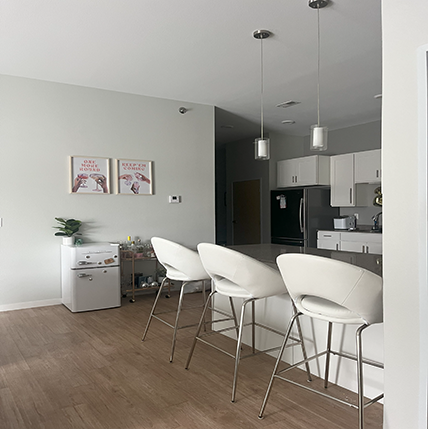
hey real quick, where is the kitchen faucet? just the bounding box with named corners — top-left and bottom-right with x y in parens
top-left (372, 212), bottom-right (382, 232)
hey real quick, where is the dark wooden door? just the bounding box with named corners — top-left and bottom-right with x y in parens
top-left (232, 179), bottom-right (261, 245)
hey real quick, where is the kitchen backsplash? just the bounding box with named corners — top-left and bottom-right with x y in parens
top-left (340, 206), bottom-right (382, 227)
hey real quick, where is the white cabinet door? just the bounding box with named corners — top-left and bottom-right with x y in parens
top-left (317, 231), bottom-right (341, 251)
top-left (355, 149), bottom-right (381, 184)
top-left (317, 239), bottom-right (340, 250)
top-left (330, 153), bottom-right (355, 207)
top-left (296, 156), bottom-right (317, 186)
top-left (340, 240), bottom-right (365, 253)
top-left (277, 159), bottom-right (295, 187)
top-left (365, 242), bottom-right (382, 255)
top-left (277, 155), bottom-right (330, 188)
top-left (340, 232), bottom-right (382, 254)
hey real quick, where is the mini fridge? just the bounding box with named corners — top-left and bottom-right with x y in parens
top-left (61, 243), bottom-right (121, 312)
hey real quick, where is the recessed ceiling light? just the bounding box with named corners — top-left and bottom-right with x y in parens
top-left (374, 94), bottom-right (382, 99)
top-left (220, 125), bottom-right (234, 129)
top-left (282, 120), bottom-right (296, 124)
top-left (276, 101), bottom-right (301, 108)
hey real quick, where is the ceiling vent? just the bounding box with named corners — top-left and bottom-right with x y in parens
top-left (276, 100), bottom-right (301, 108)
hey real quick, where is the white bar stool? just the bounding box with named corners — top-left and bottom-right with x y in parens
top-left (259, 253), bottom-right (383, 429)
top-left (142, 237), bottom-right (210, 362)
top-left (185, 243), bottom-right (311, 403)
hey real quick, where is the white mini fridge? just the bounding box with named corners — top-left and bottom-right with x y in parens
top-left (61, 243), bottom-right (121, 312)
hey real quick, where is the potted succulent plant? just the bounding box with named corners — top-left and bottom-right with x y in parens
top-left (53, 217), bottom-right (82, 245)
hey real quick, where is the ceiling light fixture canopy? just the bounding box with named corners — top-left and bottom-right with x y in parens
top-left (309, 0), bottom-right (329, 152)
top-left (253, 29), bottom-right (271, 161)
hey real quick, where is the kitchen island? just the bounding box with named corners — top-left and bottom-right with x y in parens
top-left (213, 243), bottom-right (383, 403)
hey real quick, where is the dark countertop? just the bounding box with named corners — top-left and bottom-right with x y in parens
top-left (228, 243), bottom-right (382, 277)
top-left (318, 225), bottom-right (382, 234)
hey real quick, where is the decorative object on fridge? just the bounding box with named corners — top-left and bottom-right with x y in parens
top-left (53, 217), bottom-right (82, 246)
top-left (309, 0), bottom-right (329, 152)
top-left (69, 156), bottom-right (110, 194)
top-left (253, 29), bottom-right (272, 161)
top-left (116, 159), bottom-right (153, 195)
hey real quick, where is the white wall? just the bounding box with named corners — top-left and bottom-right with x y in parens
top-left (0, 75), bottom-right (215, 310)
top-left (382, 1), bottom-right (428, 428)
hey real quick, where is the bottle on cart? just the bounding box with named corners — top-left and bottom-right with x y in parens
top-left (130, 241), bottom-right (136, 252)
top-left (126, 236), bottom-right (132, 249)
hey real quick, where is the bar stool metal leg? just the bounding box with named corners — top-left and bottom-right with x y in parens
top-left (229, 296), bottom-right (239, 338)
top-left (324, 322), bottom-right (333, 388)
top-left (169, 281), bottom-right (189, 362)
top-left (258, 311), bottom-right (300, 418)
top-left (294, 307), bottom-right (312, 382)
top-left (231, 298), bottom-right (255, 403)
top-left (141, 277), bottom-right (168, 341)
top-left (185, 290), bottom-right (217, 369)
top-left (356, 324), bottom-right (369, 429)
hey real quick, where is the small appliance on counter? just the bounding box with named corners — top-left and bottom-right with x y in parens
top-left (61, 243), bottom-right (121, 312)
top-left (334, 215), bottom-right (357, 230)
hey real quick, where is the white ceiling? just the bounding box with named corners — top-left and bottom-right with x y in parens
top-left (0, 0), bottom-right (382, 144)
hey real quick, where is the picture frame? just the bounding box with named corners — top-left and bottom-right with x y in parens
top-left (116, 159), bottom-right (153, 195)
top-left (69, 156), bottom-right (111, 194)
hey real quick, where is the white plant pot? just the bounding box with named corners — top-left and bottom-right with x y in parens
top-left (62, 236), bottom-right (74, 246)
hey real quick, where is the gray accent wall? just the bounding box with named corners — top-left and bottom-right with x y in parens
top-left (0, 74), bottom-right (215, 309)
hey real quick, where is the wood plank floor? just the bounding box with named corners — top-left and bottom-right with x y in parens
top-left (0, 291), bottom-right (383, 429)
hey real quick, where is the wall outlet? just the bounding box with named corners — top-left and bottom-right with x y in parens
top-left (169, 195), bottom-right (181, 204)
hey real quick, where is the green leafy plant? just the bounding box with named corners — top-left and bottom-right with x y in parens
top-left (53, 218), bottom-right (82, 237)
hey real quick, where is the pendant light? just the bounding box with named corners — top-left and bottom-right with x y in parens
top-left (309, 0), bottom-right (329, 151)
top-left (253, 29), bottom-right (271, 161)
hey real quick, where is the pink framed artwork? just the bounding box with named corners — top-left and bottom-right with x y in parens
top-left (116, 159), bottom-right (153, 195)
top-left (69, 156), bottom-right (110, 194)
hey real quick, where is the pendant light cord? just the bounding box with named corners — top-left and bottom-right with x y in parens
top-left (260, 37), bottom-right (264, 140)
top-left (317, 5), bottom-right (321, 127)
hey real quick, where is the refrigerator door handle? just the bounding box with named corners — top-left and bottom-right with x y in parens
top-left (299, 198), bottom-right (304, 233)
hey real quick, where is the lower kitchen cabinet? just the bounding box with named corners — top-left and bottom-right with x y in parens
top-left (317, 231), bottom-right (341, 250)
top-left (317, 230), bottom-right (382, 255)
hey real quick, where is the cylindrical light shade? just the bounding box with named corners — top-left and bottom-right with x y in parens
top-left (310, 125), bottom-right (328, 151)
top-left (255, 138), bottom-right (270, 160)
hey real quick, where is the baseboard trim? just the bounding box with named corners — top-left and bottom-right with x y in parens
top-left (0, 298), bottom-right (62, 312)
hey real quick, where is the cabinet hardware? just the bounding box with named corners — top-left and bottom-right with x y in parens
top-left (349, 188), bottom-right (353, 204)
top-left (336, 243), bottom-right (339, 250)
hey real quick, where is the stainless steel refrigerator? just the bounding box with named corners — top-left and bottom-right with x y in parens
top-left (271, 188), bottom-right (339, 248)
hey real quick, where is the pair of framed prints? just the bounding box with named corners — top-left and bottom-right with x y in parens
top-left (69, 156), bottom-right (153, 195)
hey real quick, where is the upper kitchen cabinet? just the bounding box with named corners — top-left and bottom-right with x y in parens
top-left (277, 155), bottom-right (330, 188)
top-left (354, 149), bottom-right (381, 184)
top-left (330, 149), bottom-right (382, 207)
top-left (330, 153), bottom-right (355, 207)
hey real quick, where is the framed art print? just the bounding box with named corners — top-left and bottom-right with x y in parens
top-left (116, 159), bottom-right (153, 195)
top-left (69, 156), bottom-right (110, 194)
